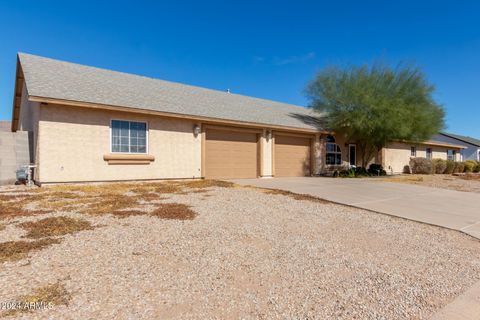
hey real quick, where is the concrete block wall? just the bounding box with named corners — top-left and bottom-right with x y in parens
top-left (0, 121), bottom-right (32, 185)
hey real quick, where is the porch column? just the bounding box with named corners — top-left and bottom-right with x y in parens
top-left (313, 134), bottom-right (325, 175)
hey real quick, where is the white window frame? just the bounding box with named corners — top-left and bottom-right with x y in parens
top-left (326, 136), bottom-right (342, 166)
top-left (110, 119), bottom-right (149, 154)
top-left (447, 149), bottom-right (456, 161)
top-left (426, 147), bottom-right (432, 160)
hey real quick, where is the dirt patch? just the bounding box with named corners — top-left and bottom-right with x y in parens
top-left (19, 217), bottom-right (94, 239)
top-left (1, 282), bottom-right (70, 317)
top-left (150, 203), bottom-right (197, 220)
top-left (0, 238), bottom-right (61, 263)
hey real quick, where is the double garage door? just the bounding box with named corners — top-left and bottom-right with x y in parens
top-left (205, 128), bottom-right (311, 179)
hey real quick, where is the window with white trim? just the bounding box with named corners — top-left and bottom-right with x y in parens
top-left (326, 135), bottom-right (342, 165)
top-left (411, 146), bottom-right (416, 157)
top-left (447, 149), bottom-right (456, 161)
top-left (426, 148), bottom-right (432, 160)
top-left (111, 120), bottom-right (147, 153)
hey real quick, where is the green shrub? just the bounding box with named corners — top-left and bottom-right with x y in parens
top-left (431, 158), bottom-right (447, 174)
top-left (409, 157), bottom-right (433, 174)
top-left (339, 168), bottom-right (356, 178)
top-left (338, 166), bottom-right (375, 178)
top-left (465, 160), bottom-right (476, 173)
top-left (355, 167), bottom-right (370, 177)
top-left (445, 160), bottom-right (455, 174)
top-left (368, 164), bottom-right (387, 176)
top-left (474, 162), bottom-right (480, 173)
top-left (453, 161), bottom-right (465, 173)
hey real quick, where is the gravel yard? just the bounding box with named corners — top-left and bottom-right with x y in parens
top-left (382, 174), bottom-right (480, 193)
top-left (1, 181), bottom-right (480, 319)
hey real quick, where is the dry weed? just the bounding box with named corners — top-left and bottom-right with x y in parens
top-left (19, 217), bottom-right (94, 239)
top-left (262, 188), bottom-right (329, 203)
top-left (2, 282), bottom-right (70, 317)
top-left (150, 203), bottom-right (197, 220)
top-left (0, 238), bottom-right (61, 263)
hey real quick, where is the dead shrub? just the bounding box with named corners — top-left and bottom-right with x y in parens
top-left (0, 194), bottom-right (29, 202)
top-left (44, 184), bottom-right (104, 194)
top-left (180, 179), bottom-right (235, 189)
top-left (150, 203), bottom-right (197, 220)
top-left (188, 189), bottom-right (210, 194)
top-left (432, 158), bottom-right (447, 174)
top-left (112, 209), bottom-right (148, 218)
top-left (81, 195), bottom-right (138, 216)
top-left (464, 160), bottom-right (476, 173)
top-left (0, 238), bottom-right (61, 263)
top-left (0, 202), bottom-right (51, 221)
top-left (454, 162), bottom-right (466, 173)
top-left (134, 191), bottom-right (165, 202)
top-left (19, 217), bottom-right (94, 239)
top-left (263, 188), bottom-right (329, 203)
top-left (461, 174), bottom-right (480, 181)
top-left (409, 157), bottom-right (433, 174)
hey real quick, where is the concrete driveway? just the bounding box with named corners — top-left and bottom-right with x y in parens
top-left (232, 177), bottom-right (480, 239)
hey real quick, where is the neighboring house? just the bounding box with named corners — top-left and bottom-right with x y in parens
top-left (7, 53), bottom-right (464, 184)
top-left (382, 139), bottom-right (464, 174)
top-left (432, 132), bottom-right (480, 161)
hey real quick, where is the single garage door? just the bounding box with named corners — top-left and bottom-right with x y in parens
top-left (205, 129), bottom-right (258, 179)
top-left (275, 134), bottom-right (311, 177)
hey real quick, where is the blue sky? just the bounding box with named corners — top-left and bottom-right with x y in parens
top-left (0, 0), bottom-right (479, 137)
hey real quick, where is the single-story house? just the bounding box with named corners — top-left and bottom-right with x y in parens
top-left (432, 132), bottom-right (480, 161)
top-left (9, 53), bottom-right (465, 184)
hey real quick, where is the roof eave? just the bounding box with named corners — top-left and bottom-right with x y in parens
top-left (11, 55), bottom-right (24, 132)
top-left (393, 139), bottom-right (467, 149)
top-left (28, 95), bottom-right (328, 135)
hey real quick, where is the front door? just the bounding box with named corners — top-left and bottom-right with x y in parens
top-left (349, 144), bottom-right (356, 166)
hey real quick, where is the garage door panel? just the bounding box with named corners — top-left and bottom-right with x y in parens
top-left (275, 135), bottom-right (311, 177)
top-left (205, 129), bottom-right (258, 179)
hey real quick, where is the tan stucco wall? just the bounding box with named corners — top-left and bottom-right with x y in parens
top-left (260, 131), bottom-right (273, 177)
top-left (383, 142), bottom-right (461, 174)
top-left (38, 105), bottom-right (202, 183)
top-left (383, 142), bottom-right (412, 174)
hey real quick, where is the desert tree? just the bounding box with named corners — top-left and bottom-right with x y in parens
top-left (305, 62), bottom-right (445, 167)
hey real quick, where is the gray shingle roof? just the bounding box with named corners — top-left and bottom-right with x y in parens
top-left (18, 53), bottom-right (322, 131)
top-left (440, 132), bottom-right (480, 147)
